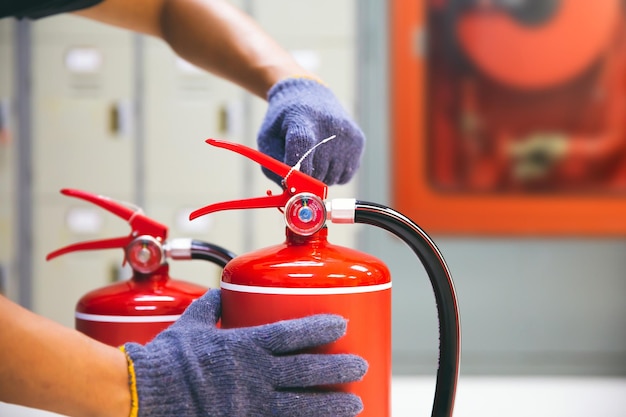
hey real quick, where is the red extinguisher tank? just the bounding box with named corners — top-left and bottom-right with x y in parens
top-left (47, 188), bottom-right (235, 346)
top-left (191, 138), bottom-right (461, 417)
top-left (221, 227), bottom-right (391, 416)
top-left (73, 263), bottom-right (209, 346)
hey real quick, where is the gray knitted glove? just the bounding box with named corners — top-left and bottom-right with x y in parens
top-left (121, 289), bottom-right (368, 417)
top-left (257, 77), bottom-right (366, 186)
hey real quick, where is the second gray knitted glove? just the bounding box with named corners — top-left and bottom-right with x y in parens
top-left (122, 289), bottom-right (368, 417)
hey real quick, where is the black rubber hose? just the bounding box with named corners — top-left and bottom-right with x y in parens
top-left (354, 201), bottom-right (460, 417)
top-left (189, 240), bottom-right (237, 268)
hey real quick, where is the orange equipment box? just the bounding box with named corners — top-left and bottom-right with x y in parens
top-left (391, 0), bottom-right (626, 235)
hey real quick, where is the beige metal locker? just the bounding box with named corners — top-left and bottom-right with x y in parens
top-left (31, 15), bottom-right (135, 327)
top-left (141, 33), bottom-right (248, 289)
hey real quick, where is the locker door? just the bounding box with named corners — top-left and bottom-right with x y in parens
top-left (32, 15), bottom-right (135, 327)
top-left (141, 31), bottom-right (248, 289)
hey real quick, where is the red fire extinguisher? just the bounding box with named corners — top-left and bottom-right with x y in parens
top-left (46, 188), bottom-right (236, 347)
top-left (190, 139), bottom-right (461, 417)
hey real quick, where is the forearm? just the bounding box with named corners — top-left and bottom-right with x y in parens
top-left (0, 296), bottom-right (130, 417)
top-left (75, 0), bottom-right (314, 98)
top-left (160, 0), bottom-right (313, 98)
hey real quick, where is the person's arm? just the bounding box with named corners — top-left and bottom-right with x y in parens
top-left (0, 295), bottom-right (130, 417)
top-left (75, 0), bottom-right (366, 186)
top-left (0, 290), bottom-right (367, 417)
top-left (74, 0), bottom-right (315, 99)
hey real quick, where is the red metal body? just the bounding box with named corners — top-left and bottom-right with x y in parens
top-left (221, 228), bottom-right (391, 417)
top-left (48, 189), bottom-right (208, 346)
top-left (74, 264), bottom-right (206, 346)
top-left (192, 139), bottom-right (393, 416)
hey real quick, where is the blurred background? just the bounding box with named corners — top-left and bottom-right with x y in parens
top-left (1, 0), bottom-right (625, 416)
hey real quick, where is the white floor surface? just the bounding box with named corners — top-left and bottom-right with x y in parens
top-left (2, 376), bottom-right (625, 416)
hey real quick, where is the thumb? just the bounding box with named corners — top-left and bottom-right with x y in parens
top-left (178, 289), bottom-right (221, 326)
top-left (284, 123), bottom-right (317, 175)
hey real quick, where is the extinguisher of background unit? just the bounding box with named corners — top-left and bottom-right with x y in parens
top-left (190, 139), bottom-right (461, 417)
top-left (46, 188), bottom-right (236, 347)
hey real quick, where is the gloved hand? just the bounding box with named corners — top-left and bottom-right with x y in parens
top-left (257, 77), bottom-right (366, 186)
top-left (121, 289), bottom-right (368, 417)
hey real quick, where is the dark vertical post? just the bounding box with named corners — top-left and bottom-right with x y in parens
top-left (14, 19), bottom-right (33, 308)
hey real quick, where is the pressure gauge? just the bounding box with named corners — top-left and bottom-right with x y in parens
top-left (126, 235), bottom-right (165, 274)
top-left (284, 193), bottom-right (327, 236)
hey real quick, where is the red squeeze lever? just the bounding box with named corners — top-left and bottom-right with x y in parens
top-left (46, 188), bottom-right (167, 261)
top-left (189, 138), bottom-right (328, 220)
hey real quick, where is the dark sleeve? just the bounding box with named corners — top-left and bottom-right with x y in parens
top-left (0, 0), bottom-right (104, 19)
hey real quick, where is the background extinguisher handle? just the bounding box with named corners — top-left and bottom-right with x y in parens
top-left (59, 188), bottom-right (138, 223)
top-left (46, 188), bottom-right (168, 261)
top-left (353, 201), bottom-right (461, 417)
top-left (46, 236), bottom-right (132, 261)
top-left (58, 188), bottom-right (168, 238)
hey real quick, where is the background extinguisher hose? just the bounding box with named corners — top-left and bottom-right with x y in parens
top-left (189, 240), bottom-right (237, 268)
top-left (354, 201), bottom-right (461, 417)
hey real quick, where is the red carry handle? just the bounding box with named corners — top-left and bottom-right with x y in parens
top-left (46, 189), bottom-right (168, 261)
top-left (189, 139), bottom-right (328, 220)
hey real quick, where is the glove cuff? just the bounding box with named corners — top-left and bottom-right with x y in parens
top-left (119, 346), bottom-right (139, 417)
top-left (267, 76), bottom-right (330, 102)
top-left (122, 339), bottom-right (210, 417)
top-left (283, 74), bottom-right (327, 86)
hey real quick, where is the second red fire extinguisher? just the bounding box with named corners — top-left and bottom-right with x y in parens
top-left (46, 188), bottom-right (236, 347)
top-left (190, 139), bottom-right (461, 417)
